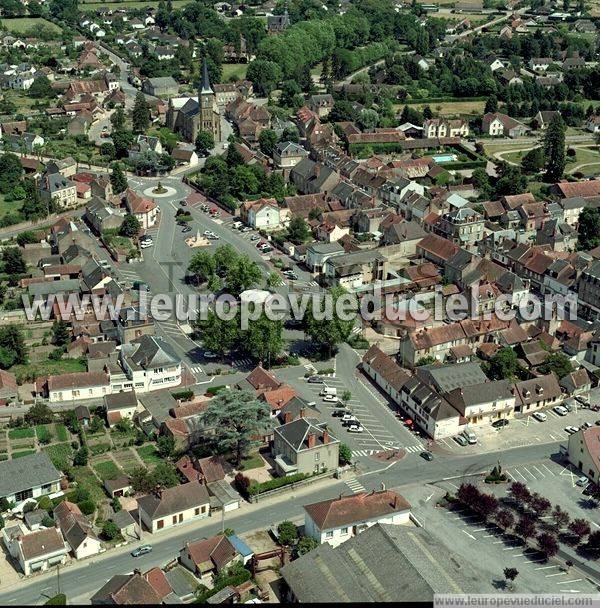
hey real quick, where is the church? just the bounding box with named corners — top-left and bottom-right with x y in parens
top-left (166, 59), bottom-right (221, 143)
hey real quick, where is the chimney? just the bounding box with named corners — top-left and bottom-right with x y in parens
top-left (381, 482), bottom-right (386, 491)
top-left (314, 164), bottom-right (320, 178)
top-left (283, 411), bottom-right (292, 424)
top-left (299, 407), bottom-right (305, 418)
top-left (322, 429), bottom-right (329, 444)
top-left (307, 433), bottom-right (316, 448)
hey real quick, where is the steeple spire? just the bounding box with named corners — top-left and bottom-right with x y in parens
top-left (200, 58), bottom-right (212, 94)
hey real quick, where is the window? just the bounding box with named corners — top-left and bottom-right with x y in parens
top-left (314, 452), bottom-right (320, 462)
top-left (341, 527), bottom-right (348, 534)
top-left (157, 520), bottom-right (164, 529)
top-left (195, 508), bottom-right (200, 515)
top-left (326, 531), bottom-right (333, 538)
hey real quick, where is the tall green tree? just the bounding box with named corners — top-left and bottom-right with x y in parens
top-left (243, 313), bottom-right (284, 365)
top-left (110, 106), bottom-right (125, 131)
top-left (131, 92), bottom-right (151, 134)
top-left (304, 287), bottom-right (355, 356)
top-left (2, 247), bottom-right (26, 275)
top-left (578, 208), bottom-right (600, 250)
top-left (120, 214), bottom-right (141, 237)
top-left (194, 308), bottom-right (240, 355)
top-left (544, 114), bottom-right (566, 182)
top-left (52, 319), bottom-right (70, 346)
top-left (188, 250), bottom-right (216, 284)
top-left (110, 163), bottom-right (128, 194)
top-left (484, 347), bottom-right (520, 380)
top-left (0, 324), bottom-right (27, 366)
top-left (538, 352), bottom-right (574, 379)
top-left (201, 389), bottom-right (271, 465)
top-left (521, 147), bottom-right (545, 174)
top-left (226, 257), bottom-right (262, 295)
top-left (287, 216), bottom-right (311, 244)
top-left (195, 131), bottom-right (215, 157)
top-left (258, 129), bottom-right (278, 157)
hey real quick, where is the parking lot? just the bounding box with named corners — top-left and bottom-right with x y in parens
top-left (434, 403), bottom-right (600, 454)
top-left (286, 369), bottom-right (426, 461)
top-left (408, 478), bottom-right (600, 595)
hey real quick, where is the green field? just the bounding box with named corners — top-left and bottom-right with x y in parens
top-left (0, 194), bottom-right (24, 220)
top-left (44, 443), bottom-right (73, 469)
top-left (8, 428), bottom-right (35, 440)
top-left (222, 63), bottom-right (248, 82)
top-left (12, 449), bottom-right (36, 458)
top-left (55, 424), bottom-right (69, 442)
top-left (136, 445), bottom-right (162, 465)
top-left (36, 425), bottom-right (54, 443)
top-left (10, 358), bottom-right (87, 382)
top-left (93, 460), bottom-right (121, 481)
top-left (71, 466), bottom-right (106, 503)
top-left (2, 18), bottom-right (62, 35)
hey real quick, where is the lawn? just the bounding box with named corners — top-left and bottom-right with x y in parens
top-left (0, 194), bottom-right (24, 220)
top-left (222, 63), bottom-right (248, 82)
top-left (93, 460), bottom-right (122, 481)
top-left (403, 100), bottom-right (486, 116)
top-left (71, 466), bottom-right (106, 503)
top-left (2, 17), bottom-right (62, 35)
top-left (136, 445), bottom-right (162, 465)
top-left (35, 425), bottom-right (54, 443)
top-left (55, 424), bottom-right (69, 442)
top-left (114, 448), bottom-right (143, 474)
top-left (12, 449), bottom-right (36, 458)
top-left (239, 452), bottom-right (265, 471)
top-left (10, 358), bottom-right (87, 382)
top-left (8, 428), bottom-right (35, 440)
top-left (43, 443), bottom-right (73, 470)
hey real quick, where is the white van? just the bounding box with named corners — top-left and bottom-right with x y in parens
top-left (319, 387), bottom-right (337, 397)
top-left (462, 429), bottom-right (478, 444)
top-left (232, 221), bottom-right (243, 229)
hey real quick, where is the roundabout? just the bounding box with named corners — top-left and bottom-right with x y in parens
top-left (142, 184), bottom-right (178, 198)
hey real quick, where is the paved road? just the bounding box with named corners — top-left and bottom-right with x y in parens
top-left (0, 439), bottom-right (563, 605)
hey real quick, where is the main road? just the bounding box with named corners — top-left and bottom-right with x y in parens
top-left (0, 440), bottom-right (563, 605)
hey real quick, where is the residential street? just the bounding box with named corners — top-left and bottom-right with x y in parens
top-left (0, 440), bottom-right (565, 605)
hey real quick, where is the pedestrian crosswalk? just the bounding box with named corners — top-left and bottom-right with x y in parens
top-left (353, 449), bottom-right (380, 457)
top-left (188, 365), bottom-right (204, 375)
top-left (304, 363), bottom-right (317, 374)
top-left (404, 445), bottom-right (424, 454)
top-left (231, 357), bottom-right (253, 368)
top-left (351, 325), bottom-right (362, 335)
top-left (160, 320), bottom-right (183, 336)
top-left (346, 477), bottom-right (367, 494)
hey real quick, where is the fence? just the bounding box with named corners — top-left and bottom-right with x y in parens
top-left (248, 470), bottom-right (334, 503)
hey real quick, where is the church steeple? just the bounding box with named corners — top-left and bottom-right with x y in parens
top-left (200, 58), bottom-right (213, 95)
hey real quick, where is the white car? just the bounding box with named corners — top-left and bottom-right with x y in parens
top-left (242, 226), bottom-right (252, 232)
top-left (553, 405), bottom-right (568, 416)
top-left (342, 414), bottom-right (358, 424)
top-left (98, 259), bottom-right (110, 269)
top-left (140, 240), bottom-right (153, 249)
top-left (565, 426), bottom-right (579, 434)
top-left (203, 230), bottom-right (213, 236)
top-left (203, 351), bottom-right (218, 359)
top-left (323, 395), bottom-right (338, 403)
top-left (532, 411), bottom-right (547, 422)
top-left (347, 424), bottom-right (364, 433)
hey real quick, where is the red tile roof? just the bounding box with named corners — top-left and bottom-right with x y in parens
top-left (304, 490), bottom-right (411, 530)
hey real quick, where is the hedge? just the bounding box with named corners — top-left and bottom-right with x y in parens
top-left (348, 142), bottom-right (407, 155)
top-left (206, 385), bottom-right (229, 396)
top-left (441, 160), bottom-right (487, 170)
top-left (404, 96), bottom-right (487, 105)
top-left (248, 472), bottom-right (311, 496)
top-left (195, 570), bottom-right (252, 603)
top-left (172, 389), bottom-right (194, 402)
top-left (45, 594), bottom-right (66, 605)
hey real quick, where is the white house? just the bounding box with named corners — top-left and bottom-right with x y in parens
top-left (138, 484), bottom-right (210, 533)
top-left (119, 335), bottom-right (182, 394)
top-left (0, 452), bottom-right (61, 504)
top-left (125, 189), bottom-right (158, 230)
top-left (381, 178), bottom-right (425, 209)
top-left (3, 526), bottom-right (68, 576)
top-left (241, 198), bottom-right (281, 230)
top-left (53, 501), bottom-right (102, 560)
top-left (585, 116), bottom-right (600, 134)
top-left (445, 380), bottom-right (516, 427)
top-left (529, 57), bottom-right (552, 72)
top-left (303, 490), bottom-right (412, 548)
top-left (45, 371), bottom-right (110, 404)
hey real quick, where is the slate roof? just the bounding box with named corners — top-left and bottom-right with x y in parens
top-left (121, 335), bottom-right (180, 370)
top-left (281, 523), bottom-right (482, 602)
top-left (275, 417), bottom-right (339, 452)
top-left (0, 452), bottom-right (61, 499)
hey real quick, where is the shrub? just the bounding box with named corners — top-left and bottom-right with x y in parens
top-left (248, 472), bottom-right (311, 496)
top-left (44, 594), bottom-right (66, 605)
top-left (172, 389), bottom-right (194, 402)
top-left (78, 500), bottom-right (96, 516)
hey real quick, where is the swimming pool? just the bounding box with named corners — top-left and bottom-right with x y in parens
top-left (433, 154), bottom-right (458, 163)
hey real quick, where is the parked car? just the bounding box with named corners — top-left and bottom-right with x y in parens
top-left (492, 419), bottom-right (509, 428)
top-left (341, 414), bottom-right (358, 426)
top-left (242, 226), bottom-right (252, 232)
top-left (583, 482), bottom-right (598, 496)
top-left (553, 405), bottom-right (568, 416)
top-left (565, 426), bottom-right (579, 434)
top-left (453, 434), bottom-right (468, 446)
top-left (140, 240), bottom-right (153, 249)
top-left (232, 221), bottom-right (243, 229)
top-left (576, 475), bottom-right (589, 487)
top-left (575, 395), bottom-right (590, 407)
top-left (98, 259), bottom-right (110, 269)
top-left (307, 375), bottom-right (324, 384)
top-left (596, 420), bottom-right (600, 426)
top-left (564, 399), bottom-right (576, 412)
top-left (323, 395), bottom-right (338, 403)
top-left (581, 421), bottom-right (592, 430)
top-left (131, 545), bottom-right (152, 557)
top-left (332, 409), bottom-right (345, 418)
top-left (347, 424), bottom-right (364, 433)
top-left (261, 246), bottom-right (273, 253)
top-left (203, 351), bottom-right (218, 359)
top-left (179, 200), bottom-right (187, 206)
top-left (532, 411), bottom-right (547, 422)
top-left (420, 451), bottom-right (434, 461)
top-left (203, 230), bottom-right (213, 236)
